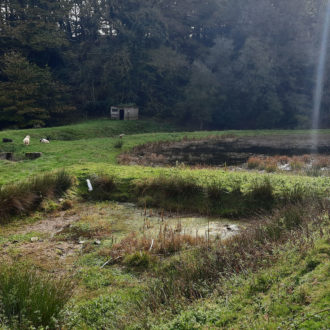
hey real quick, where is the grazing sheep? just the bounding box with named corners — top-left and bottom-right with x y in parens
top-left (119, 134), bottom-right (125, 139)
top-left (23, 135), bottom-right (30, 145)
top-left (40, 138), bottom-right (50, 143)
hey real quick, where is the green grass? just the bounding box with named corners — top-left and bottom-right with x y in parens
top-left (0, 118), bottom-right (176, 142)
top-left (0, 120), bottom-right (329, 184)
top-left (151, 234), bottom-right (330, 329)
top-left (76, 165), bottom-right (329, 202)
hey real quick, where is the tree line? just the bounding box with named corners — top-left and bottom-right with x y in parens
top-left (0, 0), bottom-right (329, 129)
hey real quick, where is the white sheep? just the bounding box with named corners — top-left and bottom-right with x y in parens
top-left (40, 138), bottom-right (50, 143)
top-left (23, 135), bottom-right (30, 145)
top-left (119, 134), bottom-right (125, 139)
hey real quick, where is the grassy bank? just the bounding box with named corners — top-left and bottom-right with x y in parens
top-left (150, 221), bottom-right (329, 329)
top-left (1, 162), bottom-right (328, 221)
top-left (78, 167), bottom-right (329, 216)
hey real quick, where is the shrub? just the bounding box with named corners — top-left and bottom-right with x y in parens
top-left (123, 251), bottom-right (155, 270)
top-left (277, 155), bottom-right (290, 164)
top-left (247, 157), bottom-right (262, 169)
top-left (282, 184), bottom-right (308, 204)
top-left (207, 182), bottom-right (228, 202)
top-left (61, 199), bottom-right (74, 211)
top-left (313, 156), bottom-right (329, 169)
top-left (137, 175), bottom-right (204, 212)
top-left (0, 263), bottom-right (72, 329)
top-left (264, 159), bottom-right (277, 173)
top-left (306, 168), bottom-right (322, 177)
top-left (290, 157), bottom-right (304, 170)
top-left (301, 154), bottom-right (312, 163)
top-left (113, 139), bottom-right (123, 149)
top-left (103, 228), bottom-right (206, 263)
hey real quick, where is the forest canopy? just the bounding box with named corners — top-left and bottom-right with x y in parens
top-left (0, 0), bottom-right (329, 129)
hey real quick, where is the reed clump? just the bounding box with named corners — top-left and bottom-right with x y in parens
top-left (84, 174), bottom-right (117, 201)
top-left (0, 170), bottom-right (73, 222)
top-left (0, 263), bottom-right (73, 329)
top-left (100, 226), bottom-right (206, 266)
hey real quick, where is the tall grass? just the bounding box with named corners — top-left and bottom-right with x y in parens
top-left (0, 170), bottom-right (73, 221)
top-left (81, 173), bottom-right (117, 201)
top-left (99, 226), bottom-right (206, 266)
top-left (0, 263), bottom-right (72, 329)
top-left (137, 175), bottom-right (276, 216)
top-left (80, 173), bottom-right (315, 217)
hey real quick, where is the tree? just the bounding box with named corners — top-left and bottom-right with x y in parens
top-left (0, 52), bottom-right (74, 128)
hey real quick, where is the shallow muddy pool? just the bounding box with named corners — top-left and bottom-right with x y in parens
top-left (85, 202), bottom-right (245, 242)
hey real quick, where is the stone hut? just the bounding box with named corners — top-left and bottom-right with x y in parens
top-left (110, 105), bottom-right (139, 120)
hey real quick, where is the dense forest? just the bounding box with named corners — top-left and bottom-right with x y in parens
top-left (0, 0), bottom-right (330, 129)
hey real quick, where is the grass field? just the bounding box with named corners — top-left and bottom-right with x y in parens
top-left (0, 119), bottom-right (329, 185)
top-left (0, 120), bottom-right (329, 329)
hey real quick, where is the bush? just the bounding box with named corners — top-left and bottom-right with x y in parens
top-left (113, 139), bottom-right (123, 149)
top-left (247, 156), bottom-right (262, 169)
top-left (123, 251), bottom-right (155, 270)
top-left (0, 263), bottom-right (72, 329)
top-left (313, 156), bottom-right (329, 169)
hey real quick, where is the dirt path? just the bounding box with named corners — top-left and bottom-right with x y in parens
top-left (17, 210), bottom-right (80, 237)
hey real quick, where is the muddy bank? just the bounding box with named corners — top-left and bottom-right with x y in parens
top-left (119, 134), bottom-right (330, 166)
top-left (0, 202), bottom-right (243, 272)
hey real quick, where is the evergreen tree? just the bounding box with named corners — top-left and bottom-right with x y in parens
top-left (0, 52), bottom-right (74, 128)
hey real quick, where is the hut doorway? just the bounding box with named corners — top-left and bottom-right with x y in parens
top-left (119, 109), bottom-right (125, 120)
